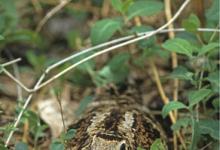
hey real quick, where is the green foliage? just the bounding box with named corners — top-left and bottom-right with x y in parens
top-left (111, 0), bottom-right (124, 14)
top-left (171, 117), bottom-right (191, 131)
top-left (0, 0), bottom-right (18, 34)
top-left (0, 0), bottom-right (219, 149)
top-left (50, 140), bottom-right (65, 150)
top-left (127, 0), bottom-right (163, 20)
top-left (97, 52), bottom-right (130, 85)
top-left (50, 129), bottom-right (76, 150)
top-left (23, 110), bottom-right (48, 148)
top-left (130, 26), bottom-right (156, 49)
top-left (66, 30), bottom-right (81, 49)
top-left (188, 89), bottom-right (212, 108)
top-left (162, 101), bottom-right (187, 118)
top-left (75, 96), bottom-right (94, 115)
top-left (0, 123), bottom-right (17, 142)
top-left (199, 119), bottom-right (220, 140)
top-left (161, 10), bottom-right (219, 148)
top-left (137, 146), bottom-right (145, 150)
top-left (0, 145), bottom-right (8, 150)
top-left (4, 30), bottom-right (42, 46)
top-left (91, 19), bottom-right (123, 45)
top-left (199, 42), bottom-right (219, 56)
top-left (26, 51), bottom-right (47, 72)
top-left (62, 129), bottom-right (76, 140)
top-left (0, 35), bottom-right (4, 41)
top-left (205, 0), bottom-right (219, 24)
top-left (169, 66), bottom-right (193, 81)
top-left (182, 14), bottom-right (200, 33)
top-left (150, 139), bottom-right (166, 150)
top-left (162, 38), bottom-right (194, 57)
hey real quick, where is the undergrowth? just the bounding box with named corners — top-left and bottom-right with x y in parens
top-left (0, 0), bottom-right (219, 149)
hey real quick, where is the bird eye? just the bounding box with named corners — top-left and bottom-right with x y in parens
top-left (120, 143), bottom-right (126, 150)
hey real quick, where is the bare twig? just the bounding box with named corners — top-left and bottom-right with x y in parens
top-left (164, 0), bottom-right (178, 149)
top-left (199, 142), bottom-right (212, 150)
top-left (4, 74), bottom-right (46, 146)
top-left (54, 90), bottom-right (66, 131)
top-left (36, 0), bottom-right (70, 32)
top-left (36, 0), bottom-right (192, 90)
top-left (2, 68), bottom-right (32, 93)
top-left (149, 60), bottom-right (187, 149)
top-left (1, 28), bottom-right (219, 94)
top-left (5, 52), bottom-right (23, 100)
top-left (1, 58), bottom-right (21, 67)
top-left (164, 0), bottom-right (179, 111)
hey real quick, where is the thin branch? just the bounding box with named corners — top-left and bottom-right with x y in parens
top-left (149, 60), bottom-right (187, 149)
top-left (4, 73), bottom-right (46, 146)
top-left (1, 28), bottom-right (219, 94)
top-left (45, 28), bottom-right (220, 73)
top-left (36, 0), bottom-right (192, 90)
top-left (1, 58), bottom-right (21, 67)
top-left (164, 1), bottom-right (178, 149)
top-left (36, 0), bottom-right (70, 32)
top-left (2, 68), bottom-right (32, 93)
top-left (5, 52), bottom-right (23, 100)
top-left (164, 0), bottom-right (179, 110)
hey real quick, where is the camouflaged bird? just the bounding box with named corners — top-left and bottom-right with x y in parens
top-left (66, 89), bottom-right (166, 150)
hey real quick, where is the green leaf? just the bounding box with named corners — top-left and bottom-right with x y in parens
top-left (5, 30), bottom-right (42, 46)
top-left (162, 38), bottom-right (193, 57)
top-left (66, 30), bottom-right (81, 49)
top-left (0, 35), bottom-right (4, 40)
top-left (169, 66), bottom-right (193, 81)
top-left (130, 26), bottom-right (156, 49)
top-left (207, 71), bottom-right (220, 84)
top-left (121, 0), bottom-right (133, 13)
top-left (15, 142), bottom-right (28, 150)
top-left (26, 51), bottom-right (46, 71)
top-left (171, 117), bottom-right (191, 131)
top-left (150, 139), bottom-right (166, 150)
top-left (182, 14), bottom-right (200, 33)
top-left (188, 89), bottom-right (212, 107)
top-left (98, 65), bottom-right (129, 85)
top-left (50, 141), bottom-right (65, 150)
top-left (212, 98), bottom-right (219, 109)
top-left (0, 0), bottom-right (18, 33)
top-left (108, 52), bottom-right (130, 71)
top-left (75, 96), bottom-right (93, 115)
top-left (0, 145), bottom-right (8, 150)
top-left (206, 71), bottom-right (219, 93)
top-left (199, 119), bottom-right (220, 140)
top-left (70, 69), bottom-right (92, 86)
top-left (205, 0), bottom-right (219, 23)
top-left (111, 0), bottom-right (123, 13)
top-left (64, 129), bottom-right (76, 140)
top-left (162, 101), bottom-right (187, 118)
top-left (199, 42), bottom-right (219, 55)
top-left (137, 146), bottom-right (145, 150)
top-left (190, 120), bottom-right (200, 150)
top-left (91, 19), bottom-right (122, 45)
top-left (127, 0), bottom-right (163, 20)
top-left (97, 52), bottom-right (130, 85)
top-left (70, 51), bottom-right (95, 73)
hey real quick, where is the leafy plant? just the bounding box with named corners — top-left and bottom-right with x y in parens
top-left (0, 0), bottom-right (219, 149)
top-left (161, 11), bottom-right (219, 149)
